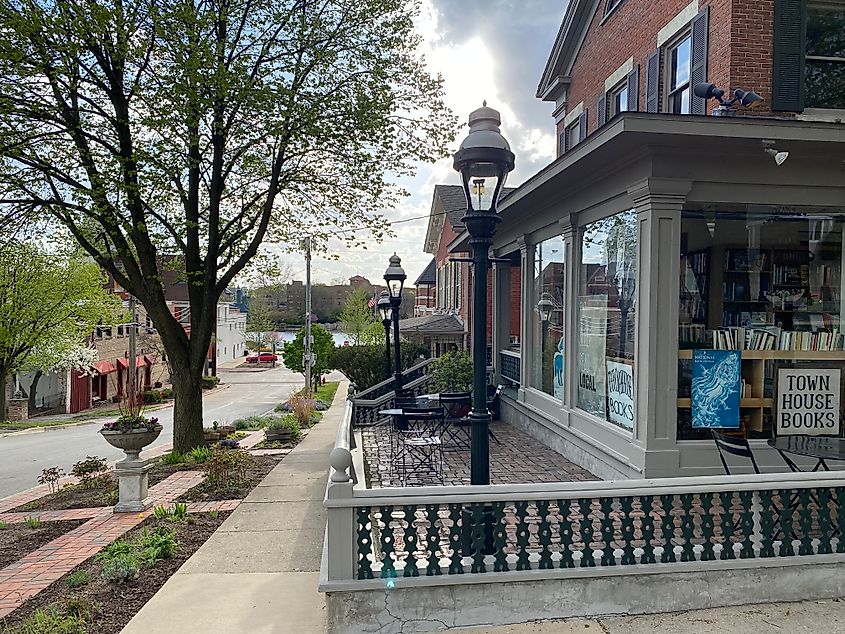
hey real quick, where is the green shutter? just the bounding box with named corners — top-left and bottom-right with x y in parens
top-left (771, 0), bottom-right (806, 112)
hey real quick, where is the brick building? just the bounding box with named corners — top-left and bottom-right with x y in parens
top-left (448, 0), bottom-right (845, 479)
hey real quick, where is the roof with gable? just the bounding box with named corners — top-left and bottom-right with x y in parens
top-left (536, 0), bottom-right (599, 103)
top-left (423, 184), bottom-right (517, 254)
top-left (414, 258), bottom-right (436, 286)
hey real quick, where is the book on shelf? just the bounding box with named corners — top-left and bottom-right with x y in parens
top-left (709, 327), bottom-right (844, 351)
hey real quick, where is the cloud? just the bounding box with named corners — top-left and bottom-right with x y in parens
top-left (289, 1), bottom-right (565, 285)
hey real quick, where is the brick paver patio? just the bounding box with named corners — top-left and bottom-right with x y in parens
top-left (361, 420), bottom-right (598, 488)
top-left (0, 470), bottom-right (241, 618)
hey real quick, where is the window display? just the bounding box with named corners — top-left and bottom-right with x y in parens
top-left (678, 210), bottom-right (845, 440)
top-left (577, 209), bottom-right (637, 429)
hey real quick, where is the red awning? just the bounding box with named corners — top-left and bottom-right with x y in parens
top-left (92, 360), bottom-right (116, 375)
top-left (117, 356), bottom-right (149, 370)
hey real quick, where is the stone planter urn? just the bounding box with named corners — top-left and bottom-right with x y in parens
top-left (100, 426), bottom-right (162, 513)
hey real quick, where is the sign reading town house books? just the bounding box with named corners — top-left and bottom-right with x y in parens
top-left (691, 349), bottom-right (741, 428)
top-left (775, 368), bottom-right (841, 436)
top-left (606, 360), bottom-right (634, 429)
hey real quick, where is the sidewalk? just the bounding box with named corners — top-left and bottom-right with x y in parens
top-left (119, 382), bottom-right (346, 633)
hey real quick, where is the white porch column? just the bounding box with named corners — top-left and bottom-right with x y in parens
top-left (628, 178), bottom-right (691, 464)
top-left (559, 214), bottom-right (577, 411)
top-left (517, 236), bottom-right (531, 398)
top-left (491, 260), bottom-right (511, 385)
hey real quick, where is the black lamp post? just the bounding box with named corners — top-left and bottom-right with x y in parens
top-left (453, 103), bottom-right (515, 486)
top-left (377, 290), bottom-right (393, 381)
top-left (383, 254), bottom-right (406, 401)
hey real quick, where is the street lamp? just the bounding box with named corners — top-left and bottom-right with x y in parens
top-left (377, 290), bottom-right (393, 380)
top-left (383, 253), bottom-right (406, 401)
top-left (453, 102), bottom-right (515, 486)
top-left (537, 292), bottom-right (554, 323)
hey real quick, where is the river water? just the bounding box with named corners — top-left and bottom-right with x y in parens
top-left (276, 330), bottom-right (352, 347)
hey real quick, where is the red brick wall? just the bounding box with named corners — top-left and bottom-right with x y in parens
top-left (557, 0), bottom-right (784, 140)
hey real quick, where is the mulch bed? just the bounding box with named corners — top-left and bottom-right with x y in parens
top-left (0, 520), bottom-right (87, 570)
top-left (0, 513), bottom-right (229, 634)
top-left (176, 454), bottom-right (283, 502)
top-left (11, 479), bottom-right (117, 513)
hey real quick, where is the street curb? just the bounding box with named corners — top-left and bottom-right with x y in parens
top-left (0, 383), bottom-right (232, 439)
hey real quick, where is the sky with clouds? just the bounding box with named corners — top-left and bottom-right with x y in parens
top-left (292, 0), bottom-right (566, 286)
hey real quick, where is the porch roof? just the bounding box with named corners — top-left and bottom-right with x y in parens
top-left (398, 313), bottom-right (463, 335)
top-left (448, 112), bottom-right (845, 255)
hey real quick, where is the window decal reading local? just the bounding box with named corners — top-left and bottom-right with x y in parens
top-left (776, 368), bottom-right (841, 436)
top-left (606, 360), bottom-right (634, 429)
top-left (692, 350), bottom-right (741, 428)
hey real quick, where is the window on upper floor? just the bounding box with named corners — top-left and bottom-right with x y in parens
top-left (666, 32), bottom-right (692, 114)
top-left (609, 81), bottom-right (629, 117)
top-left (565, 119), bottom-right (581, 151)
top-left (604, 0), bottom-right (624, 16)
top-left (806, 0), bottom-right (845, 109)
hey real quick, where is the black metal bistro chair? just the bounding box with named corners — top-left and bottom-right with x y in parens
top-left (711, 430), bottom-right (761, 475)
top-left (392, 406), bottom-right (445, 485)
top-left (439, 393), bottom-right (472, 450)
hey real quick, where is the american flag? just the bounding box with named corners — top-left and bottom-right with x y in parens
top-left (367, 293), bottom-right (377, 308)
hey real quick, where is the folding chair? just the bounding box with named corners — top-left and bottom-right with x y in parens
top-left (439, 393), bottom-right (471, 450)
top-left (711, 430), bottom-right (760, 475)
top-left (486, 385), bottom-right (505, 444)
top-left (392, 407), bottom-right (445, 485)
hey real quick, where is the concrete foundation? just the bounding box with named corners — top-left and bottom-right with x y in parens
top-left (326, 562), bottom-right (845, 634)
top-left (113, 459), bottom-right (153, 513)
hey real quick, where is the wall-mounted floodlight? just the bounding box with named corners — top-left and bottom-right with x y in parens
top-left (694, 82), bottom-right (764, 116)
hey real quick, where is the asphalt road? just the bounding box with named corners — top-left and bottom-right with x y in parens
top-left (0, 365), bottom-right (309, 499)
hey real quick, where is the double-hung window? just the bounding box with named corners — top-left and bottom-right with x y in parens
top-left (806, 0), bottom-right (845, 110)
top-left (667, 33), bottom-right (692, 114)
top-left (610, 81), bottom-right (629, 117)
top-left (565, 120), bottom-right (581, 151)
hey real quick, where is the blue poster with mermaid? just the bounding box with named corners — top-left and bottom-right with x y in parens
top-left (691, 349), bottom-right (741, 428)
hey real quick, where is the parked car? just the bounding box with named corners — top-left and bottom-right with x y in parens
top-left (246, 352), bottom-right (277, 364)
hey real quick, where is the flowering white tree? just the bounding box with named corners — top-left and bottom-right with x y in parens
top-left (20, 340), bottom-right (98, 411)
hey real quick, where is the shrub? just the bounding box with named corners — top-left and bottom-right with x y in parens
top-left (101, 553), bottom-right (141, 584)
top-left (428, 350), bottom-right (474, 394)
top-left (330, 343), bottom-right (428, 392)
top-left (289, 393), bottom-right (315, 428)
top-left (37, 466), bottom-right (65, 494)
top-left (201, 375), bottom-right (221, 390)
top-left (137, 527), bottom-right (179, 565)
top-left (62, 597), bottom-right (98, 622)
top-left (205, 448), bottom-right (255, 488)
top-left (218, 438), bottom-right (239, 450)
top-left (265, 415), bottom-right (301, 442)
top-left (234, 415), bottom-right (274, 430)
top-left (95, 539), bottom-right (133, 563)
top-left (25, 516), bottom-right (41, 529)
top-left (70, 456), bottom-right (109, 489)
top-left (159, 450), bottom-right (187, 465)
top-left (13, 606), bottom-right (88, 634)
top-left (188, 445), bottom-right (212, 464)
top-left (64, 571), bottom-right (92, 588)
top-left (142, 389), bottom-right (162, 404)
top-left (0, 521), bottom-right (7, 530)
top-left (208, 509), bottom-right (219, 520)
top-left (160, 387), bottom-right (173, 399)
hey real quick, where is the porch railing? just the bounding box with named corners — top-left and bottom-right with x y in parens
top-left (499, 350), bottom-right (520, 385)
top-left (324, 414), bottom-right (845, 588)
top-left (349, 358), bottom-right (434, 427)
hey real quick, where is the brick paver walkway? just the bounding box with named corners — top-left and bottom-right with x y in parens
top-left (361, 420), bottom-right (598, 487)
top-left (0, 470), bottom-right (222, 617)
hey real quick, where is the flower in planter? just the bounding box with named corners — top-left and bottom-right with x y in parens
top-left (101, 415), bottom-right (161, 433)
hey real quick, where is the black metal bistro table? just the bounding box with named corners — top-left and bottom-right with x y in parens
top-left (768, 435), bottom-right (845, 472)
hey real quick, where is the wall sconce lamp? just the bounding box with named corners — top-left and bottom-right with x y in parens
top-left (694, 82), bottom-right (763, 116)
top-left (762, 140), bottom-right (789, 166)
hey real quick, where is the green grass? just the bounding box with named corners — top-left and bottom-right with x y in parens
top-left (0, 418), bottom-right (84, 431)
top-left (64, 571), bottom-right (92, 588)
top-left (295, 380), bottom-right (339, 404)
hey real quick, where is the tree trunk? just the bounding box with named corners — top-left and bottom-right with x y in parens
top-left (28, 370), bottom-right (43, 412)
top-left (170, 363), bottom-right (205, 452)
top-left (0, 367), bottom-right (7, 420)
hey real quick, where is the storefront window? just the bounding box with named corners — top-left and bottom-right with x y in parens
top-left (677, 209), bottom-right (845, 440)
top-left (531, 236), bottom-right (565, 398)
top-left (577, 209), bottom-right (637, 430)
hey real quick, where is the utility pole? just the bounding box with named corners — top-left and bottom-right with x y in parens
top-left (304, 236), bottom-right (313, 398)
top-left (128, 295), bottom-right (137, 405)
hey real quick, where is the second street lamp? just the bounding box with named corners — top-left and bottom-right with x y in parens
top-left (383, 253), bottom-right (406, 401)
top-left (453, 103), bottom-right (515, 486)
top-left (377, 290), bottom-right (393, 381)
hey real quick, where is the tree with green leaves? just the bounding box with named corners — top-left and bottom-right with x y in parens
top-left (0, 244), bottom-right (120, 418)
top-left (339, 288), bottom-right (376, 345)
top-left (0, 0), bottom-right (455, 451)
top-left (282, 324), bottom-right (335, 391)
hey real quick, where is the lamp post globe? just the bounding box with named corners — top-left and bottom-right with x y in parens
top-left (383, 254), bottom-right (407, 401)
top-left (453, 103), bottom-right (515, 487)
top-left (377, 290), bottom-right (393, 380)
top-left (537, 292), bottom-right (554, 323)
